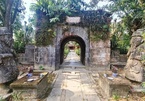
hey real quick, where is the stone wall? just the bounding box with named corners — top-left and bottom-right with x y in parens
top-left (34, 46), bottom-right (55, 70)
top-left (22, 45), bottom-right (55, 70)
top-left (90, 40), bottom-right (110, 70)
top-left (111, 50), bottom-right (127, 63)
top-left (0, 27), bottom-right (19, 83)
top-left (25, 45), bottom-right (35, 63)
top-left (25, 25), bottom-right (111, 70)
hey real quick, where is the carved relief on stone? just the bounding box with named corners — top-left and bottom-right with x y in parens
top-left (125, 29), bottom-right (145, 82)
top-left (0, 27), bottom-right (19, 83)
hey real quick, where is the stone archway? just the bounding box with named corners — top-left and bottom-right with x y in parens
top-left (55, 26), bottom-right (90, 69)
top-left (60, 35), bottom-right (86, 65)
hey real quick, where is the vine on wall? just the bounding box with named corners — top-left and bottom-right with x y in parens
top-left (32, 0), bottom-right (112, 46)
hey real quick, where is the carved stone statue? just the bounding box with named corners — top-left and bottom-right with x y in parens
top-left (125, 29), bottom-right (145, 82)
top-left (0, 27), bottom-right (19, 84)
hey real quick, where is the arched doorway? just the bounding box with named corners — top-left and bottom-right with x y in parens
top-left (60, 36), bottom-right (86, 66)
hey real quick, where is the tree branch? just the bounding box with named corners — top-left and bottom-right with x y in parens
top-left (12, 0), bottom-right (20, 24)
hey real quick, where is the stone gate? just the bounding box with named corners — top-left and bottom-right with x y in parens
top-left (25, 10), bottom-right (111, 70)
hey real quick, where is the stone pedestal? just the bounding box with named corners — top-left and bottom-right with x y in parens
top-left (0, 84), bottom-right (9, 96)
top-left (10, 72), bottom-right (49, 100)
top-left (98, 71), bottom-right (131, 97)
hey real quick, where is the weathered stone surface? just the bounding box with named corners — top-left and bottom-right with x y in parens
top-left (55, 26), bottom-right (90, 69)
top-left (0, 27), bottom-right (19, 83)
top-left (10, 72), bottom-right (49, 100)
top-left (98, 71), bottom-right (131, 97)
top-left (130, 36), bottom-right (144, 48)
top-left (25, 45), bottom-right (35, 63)
top-left (125, 29), bottom-right (145, 82)
top-left (34, 46), bottom-right (55, 70)
top-left (35, 24), bottom-right (110, 70)
top-left (90, 40), bottom-right (110, 69)
top-left (125, 58), bottom-right (144, 82)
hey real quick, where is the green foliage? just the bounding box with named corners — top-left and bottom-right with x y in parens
top-left (30, 0), bottom-right (88, 21)
top-left (111, 31), bottom-right (131, 54)
top-left (0, 96), bottom-right (5, 101)
top-left (106, 0), bottom-right (145, 34)
top-left (13, 14), bottom-right (35, 53)
top-left (35, 29), bottom-right (55, 46)
top-left (74, 43), bottom-right (81, 56)
top-left (11, 91), bottom-right (23, 101)
top-left (110, 18), bottom-right (131, 54)
top-left (75, 48), bottom-right (80, 56)
top-left (31, 0), bottom-right (111, 44)
top-left (39, 65), bottom-right (44, 70)
top-left (103, 0), bottom-right (145, 53)
top-left (112, 94), bottom-right (120, 101)
top-left (13, 30), bottom-right (25, 53)
top-left (0, 0), bottom-right (25, 29)
top-left (64, 46), bottom-right (70, 59)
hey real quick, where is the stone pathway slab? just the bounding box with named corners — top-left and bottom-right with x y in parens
top-left (47, 68), bottom-right (100, 101)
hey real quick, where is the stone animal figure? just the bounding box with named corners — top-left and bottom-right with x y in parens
top-left (0, 27), bottom-right (19, 83)
top-left (125, 29), bottom-right (145, 82)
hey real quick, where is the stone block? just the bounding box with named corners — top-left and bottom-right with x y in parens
top-left (10, 72), bottom-right (49, 100)
top-left (98, 71), bottom-right (131, 97)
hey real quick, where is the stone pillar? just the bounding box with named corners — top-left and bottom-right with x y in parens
top-left (0, 27), bottom-right (19, 95)
top-left (25, 45), bottom-right (35, 63)
top-left (125, 29), bottom-right (145, 82)
top-left (90, 40), bottom-right (110, 70)
top-left (34, 46), bottom-right (55, 70)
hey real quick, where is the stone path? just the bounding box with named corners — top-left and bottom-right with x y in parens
top-left (61, 50), bottom-right (85, 67)
top-left (47, 68), bottom-right (100, 101)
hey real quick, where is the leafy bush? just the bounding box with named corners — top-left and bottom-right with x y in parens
top-left (75, 48), bottom-right (80, 56)
top-left (64, 48), bottom-right (69, 58)
top-left (13, 30), bottom-right (25, 53)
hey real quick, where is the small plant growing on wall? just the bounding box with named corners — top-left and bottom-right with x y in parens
top-left (112, 94), bottom-right (120, 101)
top-left (64, 45), bottom-right (70, 59)
top-left (39, 65), bottom-right (44, 70)
top-left (10, 91), bottom-right (24, 101)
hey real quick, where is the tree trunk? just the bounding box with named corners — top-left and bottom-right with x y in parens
top-left (12, 0), bottom-right (20, 24)
top-left (4, 0), bottom-right (14, 31)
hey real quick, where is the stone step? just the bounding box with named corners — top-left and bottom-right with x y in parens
top-left (59, 65), bottom-right (86, 69)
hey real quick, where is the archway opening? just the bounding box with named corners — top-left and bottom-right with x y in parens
top-left (60, 36), bottom-right (86, 66)
top-left (64, 41), bottom-right (81, 62)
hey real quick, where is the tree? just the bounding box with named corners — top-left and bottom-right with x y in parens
top-left (13, 15), bottom-right (34, 53)
top-left (30, 0), bottom-right (91, 46)
top-left (91, 0), bottom-right (145, 53)
top-left (0, 0), bottom-right (25, 32)
top-left (30, 0), bottom-right (89, 23)
top-left (106, 0), bottom-right (145, 35)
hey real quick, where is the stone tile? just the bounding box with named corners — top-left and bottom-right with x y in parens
top-left (53, 83), bottom-right (62, 88)
top-left (60, 89), bottom-right (66, 101)
top-left (67, 75), bottom-right (80, 79)
top-left (65, 91), bottom-right (83, 101)
top-left (49, 88), bottom-right (62, 96)
top-left (46, 68), bottom-right (100, 101)
top-left (83, 94), bottom-right (100, 101)
top-left (65, 86), bottom-right (82, 92)
top-left (83, 87), bottom-right (96, 94)
top-left (65, 80), bottom-right (81, 87)
top-left (47, 96), bottom-right (61, 101)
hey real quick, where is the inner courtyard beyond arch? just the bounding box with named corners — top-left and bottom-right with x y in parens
top-left (60, 35), bottom-right (86, 68)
